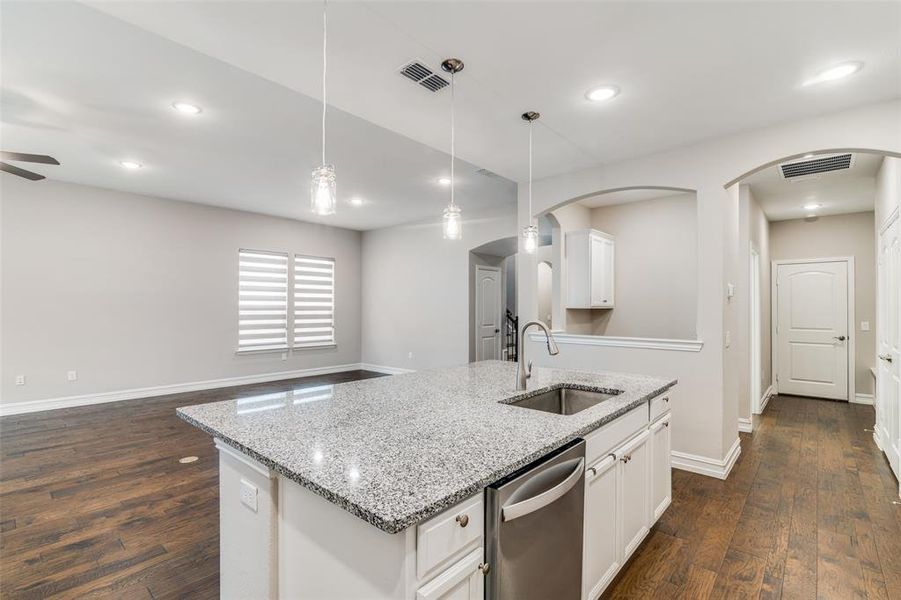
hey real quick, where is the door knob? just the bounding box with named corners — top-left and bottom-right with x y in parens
top-left (880, 354), bottom-right (894, 363)
top-left (834, 335), bottom-right (846, 341)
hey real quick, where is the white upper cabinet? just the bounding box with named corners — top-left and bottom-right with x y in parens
top-left (566, 229), bottom-right (615, 309)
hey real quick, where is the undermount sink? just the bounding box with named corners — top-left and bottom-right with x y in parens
top-left (504, 386), bottom-right (622, 416)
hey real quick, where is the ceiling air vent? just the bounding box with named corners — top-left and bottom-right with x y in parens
top-left (779, 153), bottom-right (854, 179)
top-left (399, 60), bottom-right (449, 93)
top-left (476, 168), bottom-right (500, 179)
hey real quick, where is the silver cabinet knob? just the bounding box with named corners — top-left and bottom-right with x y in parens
top-left (663, 397), bottom-right (669, 403)
top-left (663, 422), bottom-right (670, 428)
top-left (455, 514), bottom-right (469, 528)
top-left (586, 466), bottom-right (597, 477)
top-left (478, 562), bottom-right (490, 575)
top-left (834, 335), bottom-right (846, 341)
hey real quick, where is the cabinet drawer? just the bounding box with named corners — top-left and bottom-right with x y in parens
top-left (417, 495), bottom-right (483, 580)
top-left (650, 393), bottom-right (671, 423)
top-left (584, 405), bottom-right (648, 466)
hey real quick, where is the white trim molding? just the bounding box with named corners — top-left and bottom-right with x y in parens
top-left (738, 418), bottom-right (753, 433)
top-left (528, 332), bottom-right (703, 352)
top-left (359, 363), bottom-right (416, 375)
top-left (758, 385), bottom-right (774, 414)
top-left (851, 393), bottom-right (874, 405)
top-left (1, 363), bottom-right (371, 417)
top-left (672, 438), bottom-right (741, 480)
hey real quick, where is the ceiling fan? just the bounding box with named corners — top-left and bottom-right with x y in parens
top-left (1, 151), bottom-right (60, 181)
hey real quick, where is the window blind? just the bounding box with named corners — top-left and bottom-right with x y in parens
top-left (293, 255), bottom-right (335, 347)
top-left (238, 249), bottom-right (289, 352)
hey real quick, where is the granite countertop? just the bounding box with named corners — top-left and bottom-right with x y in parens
top-left (177, 360), bottom-right (675, 533)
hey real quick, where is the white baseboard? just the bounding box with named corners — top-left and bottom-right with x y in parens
top-left (672, 437), bottom-right (741, 480)
top-left (359, 363), bottom-right (416, 375)
top-left (851, 393), bottom-right (874, 405)
top-left (1, 363), bottom-right (373, 417)
top-left (738, 418), bottom-right (753, 433)
top-left (756, 385), bottom-right (774, 415)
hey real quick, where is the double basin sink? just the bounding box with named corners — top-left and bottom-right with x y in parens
top-left (504, 386), bottom-right (622, 416)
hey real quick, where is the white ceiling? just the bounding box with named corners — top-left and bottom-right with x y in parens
top-left (0, 1), bottom-right (515, 231)
top-left (2, 1), bottom-right (899, 230)
top-left (743, 152), bottom-right (883, 221)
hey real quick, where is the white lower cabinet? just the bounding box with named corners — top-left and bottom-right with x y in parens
top-left (650, 412), bottom-right (672, 520)
top-left (618, 429), bottom-right (651, 561)
top-left (415, 549), bottom-right (483, 600)
top-left (582, 397), bottom-right (672, 600)
top-left (582, 454), bottom-right (620, 600)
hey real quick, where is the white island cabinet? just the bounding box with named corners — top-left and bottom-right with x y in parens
top-left (582, 393), bottom-right (673, 600)
top-left (176, 362), bottom-right (676, 600)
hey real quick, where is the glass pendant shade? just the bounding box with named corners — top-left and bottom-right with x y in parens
top-left (311, 164), bottom-right (337, 216)
top-left (443, 204), bottom-right (462, 240)
top-left (522, 224), bottom-right (539, 253)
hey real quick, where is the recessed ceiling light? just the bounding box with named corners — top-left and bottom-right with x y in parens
top-left (803, 202), bottom-right (822, 210)
top-left (804, 61), bottom-right (863, 86)
top-left (119, 160), bottom-right (143, 170)
top-left (172, 101), bottom-right (202, 115)
top-left (585, 85), bottom-right (620, 102)
top-left (437, 177), bottom-right (452, 186)
top-left (350, 197), bottom-right (364, 206)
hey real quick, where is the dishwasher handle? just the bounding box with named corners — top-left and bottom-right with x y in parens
top-left (501, 457), bottom-right (585, 522)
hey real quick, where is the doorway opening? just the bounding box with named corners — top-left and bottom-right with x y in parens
top-left (469, 237), bottom-right (519, 362)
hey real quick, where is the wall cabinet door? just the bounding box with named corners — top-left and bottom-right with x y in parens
top-left (618, 429), bottom-right (650, 562)
top-left (416, 549), bottom-right (483, 600)
top-left (565, 229), bottom-right (615, 309)
top-left (650, 413), bottom-right (672, 521)
top-left (583, 455), bottom-right (619, 600)
top-left (590, 236), bottom-right (615, 309)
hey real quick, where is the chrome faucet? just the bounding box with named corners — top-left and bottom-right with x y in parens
top-left (517, 320), bottom-right (560, 390)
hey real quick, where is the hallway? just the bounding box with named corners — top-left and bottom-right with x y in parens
top-left (604, 395), bottom-right (901, 599)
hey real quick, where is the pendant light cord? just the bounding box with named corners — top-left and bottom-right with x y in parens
top-left (528, 120), bottom-right (533, 221)
top-left (450, 70), bottom-right (456, 208)
top-left (321, 0), bottom-right (328, 166)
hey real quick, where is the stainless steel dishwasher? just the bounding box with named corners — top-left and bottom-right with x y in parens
top-left (485, 439), bottom-right (585, 600)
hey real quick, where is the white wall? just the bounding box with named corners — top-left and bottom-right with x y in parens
top-left (520, 100), bottom-right (901, 468)
top-left (361, 208), bottom-right (516, 371)
top-left (877, 156), bottom-right (901, 228)
top-left (737, 185), bottom-right (771, 423)
top-left (769, 211), bottom-right (877, 395)
top-left (1, 178), bottom-right (362, 406)
top-left (574, 193), bottom-right (698, 339)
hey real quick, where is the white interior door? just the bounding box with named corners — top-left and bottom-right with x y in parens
top-left (474, 265), bottom-right (502, 361)
top-left (877, 217), bottom-right (900, 480)
top-left (774, 260), bottom-right (850, 400)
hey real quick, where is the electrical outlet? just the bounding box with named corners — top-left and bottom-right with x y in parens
top-left (860, 321), bottom-right (870, 331)
top-left (67, 370), bottom-right (77, 382)
top-left (281, 352), bottom-right (287, 361)
top-left (408, 352), bottom-right (413, 360)
top-left (724, 330), bottom-right (731, 348)
top-left (15, 375), bottom-right (25, 386)
top-left (240, 479), bottom-right (258, 512)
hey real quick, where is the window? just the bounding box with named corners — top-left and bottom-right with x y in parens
top-left (237, 250), bottom-right (336, 353)
top-left (293, 255), bottom-right (336, 347)
top-left (238, 249), bottom-right (289, 352)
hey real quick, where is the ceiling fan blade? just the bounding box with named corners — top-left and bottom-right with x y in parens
top-left (1, 161), bottom-right (46, 181)
top-left (0, 151), bottom-right (60, 165)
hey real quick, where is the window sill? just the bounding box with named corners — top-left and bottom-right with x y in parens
top-left (235, 344), bottom-right (337, 356)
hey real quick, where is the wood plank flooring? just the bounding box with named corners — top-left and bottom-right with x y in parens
top-left (603, 395), bottom-right (901, 600)
top-left (3, 388), bottom-right (900, 598)
top-left (0, 370), bottom-right (384, 599)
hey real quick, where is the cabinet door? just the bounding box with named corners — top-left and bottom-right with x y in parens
top-left (650, 413), bottom-right (672, 521)
top-left (589, 235), bottom-right (614, 308)
top-left (618, 429), bottom-right (650, 561)
top-left (416, 549), bottom-right (483, 600)
top-left (583, 454), bottom-right (620, 600)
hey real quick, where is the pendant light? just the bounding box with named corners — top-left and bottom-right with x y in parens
top-left (441, 58), bottom-right (464, 240)
top-left (521, 111), bottom-right (540, 253)
top-left (311, 0), bottom-right (336, 216)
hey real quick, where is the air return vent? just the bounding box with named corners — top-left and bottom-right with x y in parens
top-left (399, 60), bottom-right (449, 92)
top-left (780, 153), bottom-right (854, 179)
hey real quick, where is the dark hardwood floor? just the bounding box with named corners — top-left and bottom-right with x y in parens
top-left (603, 395), bottom-right (901, 600)
top-left (0, 370), bottom-right (385, 599)
top-left (3, 387), bottom-right (900, 599)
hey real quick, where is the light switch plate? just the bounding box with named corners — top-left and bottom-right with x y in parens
top-left (15, 375), bottom-right (25, 386)
top-left (860, 321), bottom-right (870, 331)
top-left (725, 330), bottom-right (731, 348)
top-left (726, 283), bottom-right (735, 301)
top-left (240, 479), bottom-right (258, 512)
top-left (67, 370), bottom-right (77, 382)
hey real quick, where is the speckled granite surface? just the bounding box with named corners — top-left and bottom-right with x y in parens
top-left (177, 361), bottom-right (675, 533)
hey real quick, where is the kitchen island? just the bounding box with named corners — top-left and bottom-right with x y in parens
top-left (178, 360), bottom-right (676, 599)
